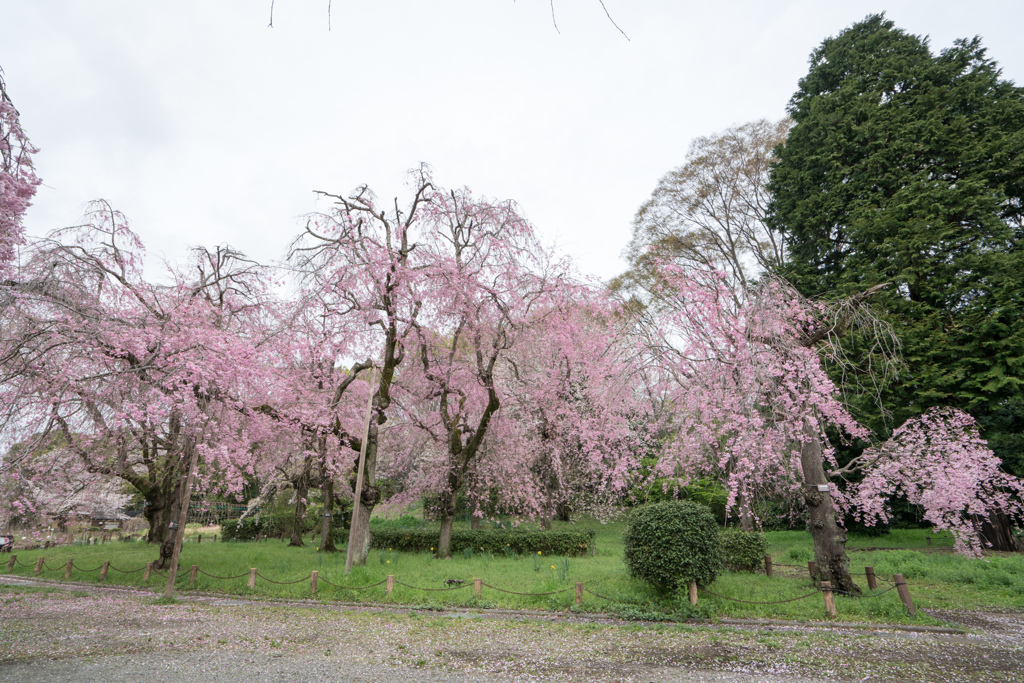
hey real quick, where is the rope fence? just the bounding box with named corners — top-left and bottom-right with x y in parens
top-left (317, 576), bottom-right (388, 590)
top-left (582, 586), bottom-right (622, 602)
top-left (392, 579), bottom-right (469, 592)
top-left (2, 552), bottom-right (920, 618)
top-left (197, 568), bottom-right (251, 581)
top-left (699, 587), bottom-right (823, 605)
top-left (480, 582), bottom-right (572, 597)
top-left (254, 571), bottom-right (308, 586)
top-left (69, 560), bottom-right (101, 573)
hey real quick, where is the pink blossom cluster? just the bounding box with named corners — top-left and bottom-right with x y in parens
top-left (0, 93), bottom-right (40, 271)
top-left (642, 266), bottom-right (1022, 555)
top-left (851, 407), bottom-right (1024, 556)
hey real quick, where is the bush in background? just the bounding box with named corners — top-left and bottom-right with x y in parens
top-left (720, 528), bottom-right (769, 572)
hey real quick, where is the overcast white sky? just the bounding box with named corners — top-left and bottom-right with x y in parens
top-left (2, 1), bottom-right (1022, 281)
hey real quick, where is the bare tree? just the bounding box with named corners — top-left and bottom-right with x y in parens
top-left (616, 118), bottom-right (793, 298)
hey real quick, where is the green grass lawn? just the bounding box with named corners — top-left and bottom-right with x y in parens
top-left (4, 519), bottom-right (1022, 626)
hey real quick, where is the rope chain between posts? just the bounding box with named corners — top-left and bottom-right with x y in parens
top-left (13, 557), bottom-right (31, 568)
top-left (316, 576), bottom-right (388, 590)
top-left (582, 587), bottom-right (622, 602)
top-left (11, 556), bottom-right (905, 605)
top-left (254, 571), bottom-right (308, 585)
top-left (834, 585), bottom-right (901, 598)
top-left (71, 560), bottom-right (103, 573)
top-left (767, 562), bottom-right (898, 584)
top-left (480, 582), bottom-right (572, 597)
top-left (699, 587), bottom-right (822, 605)
top-left (197, 569), bottom-right (251, 580)
top-left (392, 579), bottom-right (471, 592)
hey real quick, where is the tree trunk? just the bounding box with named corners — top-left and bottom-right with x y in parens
top-left (737, 488), bottom-right (755, 532)
top-left (289, 479), bottom-right (308, 548)
top-left (975, 511), bottom-right (1023, 552)
top-left (143, 495), bottom-right (172, 545)
top-left (800, 420), bottom-right (859, 595)
top-left (156, 499), bottom-right (181, 569)
top-left (438, 513), bottom-right (455, 559)
top-left (540, 462), bottom-right (557, 531)
top-left (320, 477), bottom-right (337, 552)
top-left (155, 442), bottom-right (197, 569)
top-left (556, 500), bottom-right (571, 523)
top-left (346, 425), bottom-right (381, 566)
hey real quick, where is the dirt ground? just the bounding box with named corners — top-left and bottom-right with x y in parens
top-left (1, 576), bottom-right (1022, 682)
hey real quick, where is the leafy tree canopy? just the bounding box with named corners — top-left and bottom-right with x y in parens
top-left (767, 14), bottom-right (1024, 446)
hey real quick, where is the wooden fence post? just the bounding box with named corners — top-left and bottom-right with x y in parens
top-left (473, 578), bottom-right (481, 599)
top-left (386, 575), bottom-right (394, 596)
top-left (821, 581), bottom-right (836, 617)
top-left (865, 566), bottom-right (877, 590)
top-left (6, 555), bottom-right (15, 571)
top-left (189, 564), bottom-right (199, 584)
top-left (575, 582), bottom-right (583, 605)
top-left (34, 557), bottom-right (44, 574)
top-left (310, 570), bottom-right (318, 595)
top-left (248, 567), bottom-right (257, 589)
top-left (198, 535), bottom-right (202, 544)
top-left (764, 555), bottom-right (773, 577)
top-left (893, 574), bottom-right (916, 616)
top-left (143, 562), bottom-right (153, 582)
top-left (101, 561), bottom-right (109, 580)
top-left (65, 558), bottom-right (73, 578)
top-left (688, 581), bottom-right (698, 606)
top-left (214, 534), bottom-right (218, 543)
top-left (808, 561), bottom-right (816, 581)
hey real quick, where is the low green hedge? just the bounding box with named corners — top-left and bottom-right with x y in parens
top-left (368, 528), bottom-right (596, 556)
top-left (221, 517), bottom-right (264, 541)
top-left (720, 528), bottom-right (769, 572)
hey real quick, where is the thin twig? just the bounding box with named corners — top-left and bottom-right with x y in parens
top-left (597, 1), bottom-right (629, 40)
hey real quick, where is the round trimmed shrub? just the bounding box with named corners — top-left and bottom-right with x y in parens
top-left (623, 500), bottom-right (723, 593)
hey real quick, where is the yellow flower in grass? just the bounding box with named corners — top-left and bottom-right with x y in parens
top-left (550, 565), bottom-right (555, 570)
top-left (537, 551), bottom-right (542, 555)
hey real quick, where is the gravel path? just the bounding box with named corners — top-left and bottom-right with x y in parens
top-left (1, 577), bottom-right (1021, 682)
top-left (0, 652), bottom-right (832, 683)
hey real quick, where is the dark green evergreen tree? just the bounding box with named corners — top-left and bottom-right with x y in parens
top-left (767, 15), bottom-right (1024, 483)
